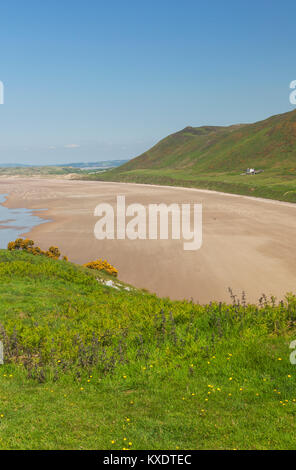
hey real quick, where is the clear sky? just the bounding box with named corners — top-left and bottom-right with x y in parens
top-left (0, 0), bottom-right (296, 164)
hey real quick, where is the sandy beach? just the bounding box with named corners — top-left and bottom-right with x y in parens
top-left (0, 177), bottom-right (296, 304)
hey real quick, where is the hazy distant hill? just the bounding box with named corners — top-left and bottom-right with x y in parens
top-left (0, 159), bottom-right (129, 177)
top-left (61, 160), bottom-right (128, 168)
top-left (0, 159), bottom-right (128, 169)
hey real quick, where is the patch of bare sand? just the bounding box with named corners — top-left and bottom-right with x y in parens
top-left (1, 177), bottom-right (296, 304)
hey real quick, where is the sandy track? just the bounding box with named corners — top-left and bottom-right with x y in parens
top-left (0, 177), bottom-right (296, 304)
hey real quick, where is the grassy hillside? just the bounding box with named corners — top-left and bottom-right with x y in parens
top-left (90, 109), bottom-right (296, 202)
top-left (0, 250), bottom-right (296, 449)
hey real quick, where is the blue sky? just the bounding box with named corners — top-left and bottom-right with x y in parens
top-left (0, 0), bottom-right (295, 164)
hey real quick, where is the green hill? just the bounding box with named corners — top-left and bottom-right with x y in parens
top-left (90, 109), bottom-right (296, 202)
top-left (1, 249), bottom-right (296, 449)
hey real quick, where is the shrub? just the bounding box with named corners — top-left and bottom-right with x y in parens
top-left (7, 238), bottom-right (64, 261)
top-left (83, 259), bottom-right (118, 277)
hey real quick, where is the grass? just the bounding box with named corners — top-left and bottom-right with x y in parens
top-left (89, 168), bottom-right (296, 203)
top-left (0, 250), bottom-right (296, 449)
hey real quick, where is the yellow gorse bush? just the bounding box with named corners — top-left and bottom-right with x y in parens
top-left (7, 238), bottom-right (68, 261)
top-left (83, 259), bottom-right (118, 277)
top-left (7, 239), bottom-right (116, 276)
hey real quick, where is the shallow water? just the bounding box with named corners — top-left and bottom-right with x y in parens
top-left (0, 194), bottom-right (49, 248)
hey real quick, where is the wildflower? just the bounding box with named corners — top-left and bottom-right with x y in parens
top-left (278, 358), bottom-right (282, 361)
top-left (123, 375), bottom-right (127, 379)
top-left (129, 442), bottom-right (132, 446)
top-left (288, 375), bottom-right (292, 378)
top-left (111, 440), bottom-right (115, 444)
top-left (80, 387), bottom-right (84, 391)
top-left (229, 377), bottom-right (233, 381)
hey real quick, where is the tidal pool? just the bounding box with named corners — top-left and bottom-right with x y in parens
top-left (0, 194), bottom-right (49, 248)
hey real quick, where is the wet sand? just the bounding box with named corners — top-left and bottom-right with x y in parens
top-left (0, 177), bottom-right (296, 304)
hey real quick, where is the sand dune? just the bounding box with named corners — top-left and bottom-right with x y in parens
top-left (0, 177), bottom-right (296, 304)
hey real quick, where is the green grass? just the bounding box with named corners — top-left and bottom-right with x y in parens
top-left (90, 167), bottom-right (296, 202)
top-left (0, 250), bottom-right (296, 449)
top-left (89, 109), bottom-right (296, 203)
